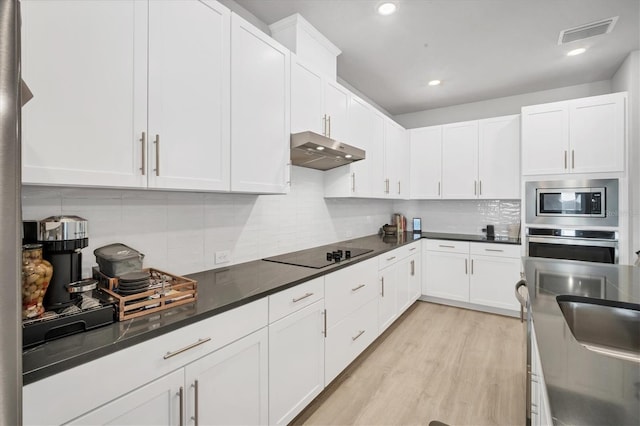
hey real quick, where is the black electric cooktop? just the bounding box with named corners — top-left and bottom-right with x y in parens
top-left (263, 246), bottom-right (373, 269)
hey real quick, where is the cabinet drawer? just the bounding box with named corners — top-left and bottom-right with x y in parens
top-left (378, 246), bottom-right (404, 269)
top-left (425, 239), bottom-right (470, 253)
top-left (23, 298), bottom-right (268, 426)
top-left (269, 276), bottom-right (324, 323)
top-left (470, 242), bottom-right (521, 258)
top-left (324, 297), bottom-right (378, 385)
top-left (325, 257), bottom-right (378, 328)
top-left (403, 241), bottom-right (421, 257)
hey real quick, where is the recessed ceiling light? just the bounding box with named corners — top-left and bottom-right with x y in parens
top-left (567, 48), bottom-right (587, 56)
top-left (316, 146), bottom-right (325, 151)
top-left (428, 80), bottom-right (441, 86)
top-left (377, 2), bottom-right (397, 16)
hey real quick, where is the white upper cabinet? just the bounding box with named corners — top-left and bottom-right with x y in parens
top-left (522, 92), bottom-right (626, 176)
top-left (442, 121), bottom-right (479, 199)
top-left (410, 126), bottom-right (442, 199)
top-left (230, 13), bottom-right (291, 193)
top-left (384, 118), bottom-right (410, 199)
top-left (323, 80), bottom-right (350, 142)
top-left (147, 0), bottom-right (230, 191)
top-left (478, 114), bottom-right (520, 199)
top-left (21, 0), bottom-right (148, 188)
top-left (291, 57), bottom-right (324, 135)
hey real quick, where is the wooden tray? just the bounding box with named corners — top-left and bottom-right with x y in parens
top-left (92, 267), bottom-right (197, 321)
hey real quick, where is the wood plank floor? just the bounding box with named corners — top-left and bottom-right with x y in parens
top-left (293, 301), bottom-right (526, 426)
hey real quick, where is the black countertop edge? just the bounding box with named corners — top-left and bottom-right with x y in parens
top-left (421, 231), bottom-right (521, 245)
top-left (22, 232), bottom-right (421, 385)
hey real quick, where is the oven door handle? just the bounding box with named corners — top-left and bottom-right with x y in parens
top-left (527, 236), bottom-right (618, 248)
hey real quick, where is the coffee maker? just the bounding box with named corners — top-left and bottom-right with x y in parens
top-left (23, 216), bottom-right (89, 310)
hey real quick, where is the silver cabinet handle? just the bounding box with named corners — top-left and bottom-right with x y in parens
top-left (352, 330), bottom-right (365, 341)
top-left (410, 259), bottom-right (415, 276)
top-left (387, 256), bottom-right (396, 261)
top-left (385, 178), bottom-right (390, 194)
top-left (471, 259), bottom-right (474, 274)
top-left (351, 284), bottom-right (366, 292)
top-left (571, 149), bottom-right (575, 169)
top-left (381, 276), bottom-right (385, 297)
top-left (323, 309), bottom-right (327, 337)
top-left (397, 180), bottom-right (401, 195)
top-left (191, 380), bottom-right (199, 426)
top-left (292, 292), bottom-right (314, 303)
top-left (474, 180), bottom-right (477, 195)
top-left (479, 180), bottom-right (482, 195)
top-left (409, 247), bottom-right (417, 251)
top-left (140, 132), bottom-right (146, 175)
top-left (439, 244), bottom-right (455, 248)
top-left (485, 248), bottom-right (504, 252)
top-left (154, 134), bottom-right (160, 176)
top-left (465, 258), bottom-right (468, 274)
top-left (163, 338), bottom-right (211, 359)
top-left (178, 386), bottom-right (184, 426)
top-left (328, 115), bottom-right (331, 138)
top-left (564, 150), bottom-right (568, 169)
top-left (322, 114), bottom-right (327, 136)
top-left (351, 172), bottom-right (356, 192)
top-left (438, 181), bottom-right (441, 196)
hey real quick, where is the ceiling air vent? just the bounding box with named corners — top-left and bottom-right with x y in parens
top-left (558, 17), bottom-right (618, 44)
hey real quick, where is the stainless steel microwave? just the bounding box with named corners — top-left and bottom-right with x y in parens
top-left (525, 179), bottom-right (619, 227)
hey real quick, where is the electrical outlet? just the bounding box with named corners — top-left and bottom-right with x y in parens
top-left (215, 250), bottom-right (230, 264)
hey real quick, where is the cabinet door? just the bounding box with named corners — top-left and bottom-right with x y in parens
top-left (521, 102), bottom-right (569, 175)
top-left (478, 115), bottom-right (520, 199)
top-left (469, 255), bottom-right (521, 311)
top-left (370, 111), bottom-right (388, 197)
top-left (269, 300), bottom-right (325, 426)
top-left (21, 0), bottom-right (147, 188)
top-left (348, 96), bottom-right (375, 197)
top-left (410, 126), bottom-right (442, 199)
top-left (231, 13), bottom-right (290, 193)
top-left (384, 119), bottom-right (409, 199)
top-left (291, 57), bottom-right (324, 135)
top-left (378, 264), bottom-right (398, 333)
top-left (67, 369), bottom-right (183, 426)
top-left (185, 328), bottom-right (268, 426)
top-left (147, 0), bottom-right (230, 191)
top-left (442, 121), bottom-right (478, 199)
top-left (323, 80), bottom-right (350, 141)
top-left (396, 257), bottom-right (412, 314)
top-left (569, 93), bottom-right (626, 174)
top-left (424, 251), bottom-right (469, 301)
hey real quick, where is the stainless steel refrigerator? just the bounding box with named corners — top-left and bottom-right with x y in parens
top-left (0, 0), bottom-right (23, 423)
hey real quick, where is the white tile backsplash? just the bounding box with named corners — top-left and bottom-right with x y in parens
top-left (22, 168), bottom-right (521, 278)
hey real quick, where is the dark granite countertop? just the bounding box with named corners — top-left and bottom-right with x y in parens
top-left (22, 232), bottom-right (422, 385)
top-left (523, 257), bottom-right (640, 425)
top-left (422, 231), bottom-right (521, 245)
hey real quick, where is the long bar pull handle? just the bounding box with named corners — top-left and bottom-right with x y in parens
top-left (479, 180), bottom-right (482, 196)
top-left (381, 277), bottom-right (385, 297)
top-left (323, 309), bottom-right (327, 337)
top-left (465, 259), bottom-right (468, 275)
top-left (438, 181), bottom-right (441, 196)
top-left (564, 150), bottom-right (568, 169)
top-left (351, 284), bottom-right (366, 292)
top-left (571, 149), bottom-right (575, 169)
top-left (191, 380), bottom-right (199, 426)
top-left (485, 248), bottom-right (504, 252)
top-left (178, 386), bottom-right (184, 426)
top-left (387, 256), bottom-right (396, 261)
top-left (154, 134), bottom-right (160, 176)
top-left (164, 338), bottom-right (211, 359)
top-left (474, 180), bottom-right (477, 195)
top-left (140, 132), bottom-right (146, 175)
top-left (292, 292), bottom-right (314, 303)
top-left (328, 116), bottom-right (331, 138)
top-left (439, 244), bottom-right (455, 248)
top-left (471, 259), bottom-right (474, 274)
top-left (322, 115), bottom-right (327, 136)
top-left (351, 172), bottom-right (356, 192)
top-left (409, 247), bottom-right (417, 251)
top-left (411, 259), bottom-right (415, 276)
top-left (398, 180), bottom-right (401, 195)
top-left (352, 330), bottom-right (365, 341)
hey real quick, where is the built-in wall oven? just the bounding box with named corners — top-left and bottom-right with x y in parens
top-left (527, 228), bottom-right (619, 264)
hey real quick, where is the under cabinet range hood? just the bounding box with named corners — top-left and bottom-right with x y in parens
top-left (290, 131), bottom-right (365, 171)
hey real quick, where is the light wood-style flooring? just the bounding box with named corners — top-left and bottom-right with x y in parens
top-left (293, 301), bottom-right (526, 426)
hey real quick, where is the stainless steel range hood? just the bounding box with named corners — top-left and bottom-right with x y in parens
top-left (291, 131), bottom-right (365, 171)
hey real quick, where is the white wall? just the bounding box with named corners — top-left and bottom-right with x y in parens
top-left (22, 167), bottom-right (394, 278)
top-left (394, 80), bottom-right (612, 128)
top-left (612, 50), bottom-right (640, 261)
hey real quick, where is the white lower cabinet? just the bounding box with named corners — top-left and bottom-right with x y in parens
top-left (67, 369), bottom-right (184, 426)
top-left (378, 261), bottom-right (399, 333)
top-left (423, 240), bottom-right (521, 313)
top-left (268, 299), bottom-right (325, 425)
top-left (531, 323), bottom-right (553, 426)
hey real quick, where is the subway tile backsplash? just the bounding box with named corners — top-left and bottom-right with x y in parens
top-left (22, 168), bottom-right (521, 278)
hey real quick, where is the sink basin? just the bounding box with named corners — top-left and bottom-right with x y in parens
top-left (557, 295), bottom-right (640, 363)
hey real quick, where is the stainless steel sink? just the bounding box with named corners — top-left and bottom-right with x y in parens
top-left (557, 296), bottom-right (640, 363)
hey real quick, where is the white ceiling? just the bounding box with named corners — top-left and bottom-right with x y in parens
top-left (234, 0), bottom-right (640, 115)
